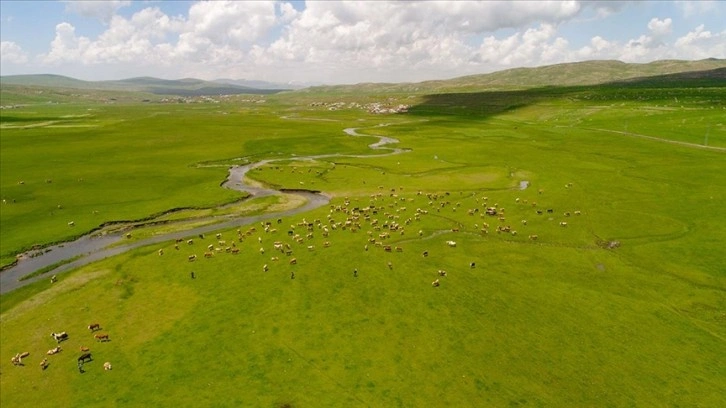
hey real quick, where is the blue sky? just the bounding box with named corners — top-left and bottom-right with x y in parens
top-left (1, 1), bottom-right (724, 85)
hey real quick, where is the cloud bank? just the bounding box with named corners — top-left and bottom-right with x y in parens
top-left (2, 1), bottom-right (724, 84)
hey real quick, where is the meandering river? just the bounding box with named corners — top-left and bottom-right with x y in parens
top-left (0, 125), bottom-right (406, 294)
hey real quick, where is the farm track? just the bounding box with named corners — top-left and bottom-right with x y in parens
top-left (574, 126), bottom-right (726, 151)
top-left (0, 124), bottom-right (408, 294)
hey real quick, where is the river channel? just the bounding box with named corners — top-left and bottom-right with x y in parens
top-left (0, 125), bottom-right (407, 294)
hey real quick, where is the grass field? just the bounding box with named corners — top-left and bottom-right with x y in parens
top-left (1, 71), bottom-right (725, 407)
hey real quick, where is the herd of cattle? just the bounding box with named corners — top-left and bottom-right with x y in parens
top-left (158, 185), bottom-right (584, 288)
top-left (10, 322), bottom-right (112, 372)
top-left (8, 183), bottom-right (586, 380)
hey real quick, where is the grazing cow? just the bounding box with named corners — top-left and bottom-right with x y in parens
top-left (446, 240), bottom-right (457, 247)
top-left (560, 221), bottom-right (568, 227)
top-left (470, 262), bottom-right (476, 269)
top-left (51, 332), bottom-right (68, 343)
top-left (103, 362), bottom-right (112, 371)
top-left (396, 246), bottom-right (403, 252)
top-left (289, 258), bottom-right (297, 265)
top-left (187, 239), bottom-right (193, 245)
top-left (263, 264), bottom-right (268, 272)
top-left (68, 221), bottom-right (75, 227)
top-left (387, 262), bottom-right (393, 270)
top-left (40, 358), bottom-right (48, 370)
top-left (47, 346), bottom-right (62, 355)
top-left (422, 251), bottom-right (429, 257)
top-left (88, 323), bottom-right (101, 332)
top-left (438, 270), bottom-right (447, 277)
top-left (432, 279), bottom-right (440, 287)
top-left (11, 355), bottom-right (21, 366)
top-left (78, 353), bottom-right (92, 363)
top-left (204, 252), bottom-right (214, 258)
top-left (80, 346), bottom-right (90, 352)
top-left (259, 247), bottom-right (265, 254)
top-left (188, 254), bottom-right (197, 262)
top-left (529, 234), bottom-right (538, 240)
top-left (384, 245), bottom-right (392, 252)
top-left (94, 333), bottom-right (109, 342)
top-left (50, 275), bottom-right (57, 283)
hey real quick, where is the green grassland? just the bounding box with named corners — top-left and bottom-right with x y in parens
top-left (1, 70), bottom-right (725, 407)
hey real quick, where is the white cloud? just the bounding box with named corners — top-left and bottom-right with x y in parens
top-left (674, 25), bottom-right (726, 59)
top-left (63, 0), bottom-right (132, 24)
top-left (1, 41), bottom-right (29, 64)
top-left (185, 1), bottom-right (278, 46)
top-left (647, 17), bottom-right (672, 37)
top-left (42, 22), bottom-right (90, 64)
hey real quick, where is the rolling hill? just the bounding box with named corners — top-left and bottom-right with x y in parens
top-left (301, 58), bottom-right (726, 93)
top-left (0, 75), bottom-right (289, 96)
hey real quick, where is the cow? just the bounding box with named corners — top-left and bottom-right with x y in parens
top-left (80, 346), bottom-right (90, 352)
top-left (78, 353), bottom-right (92, 363)
top-left (88, 323), bottom-right (101, 332)
top-left (263, 264), bottom-right (269, 272)
top-left (289, 258), bottom-right (297, 265)
top-left (438, 270), bottom-right (447, 277)
top-left (94, 333), bottom-right (109, 342)
top-left (50, 275), bottom-right (57, 283)
top-left (204, 252), bottom-right (214, 258)
top-left (47, 346), bottom-right (62, 355)
top-left (188, 254), bottom-right (197, 262)
top-left (560, 221), bottom-right (568, 227)
top-left (432, 279), bottom-right (440, 287)
top-left (103, 362), bottom-right (112, 371)
top-left (51, 332), bottom-right (68, 343)
top-left (40, 358), bottom-right (49, 370)
top-left (446, 240), bottom-right (457, 247)
top-left (529, 235), bottom-right (538, 240)
top-left (422, 251), bottom-right (429, 257)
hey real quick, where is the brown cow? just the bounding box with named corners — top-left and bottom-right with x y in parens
top-left (94, 334), bottom-right (109, 342)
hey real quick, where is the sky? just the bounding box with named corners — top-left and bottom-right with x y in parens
top-left (1, 1), bottom-right (724, 85)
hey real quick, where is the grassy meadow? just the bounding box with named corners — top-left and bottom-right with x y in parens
top-left (1, 73), bottom-right (725, 407)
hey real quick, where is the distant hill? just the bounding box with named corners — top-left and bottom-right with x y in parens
top-left (302, 58), bottom-right (726, 94)
top-left (212, 78), bottom-right (308, 90)
top-left (0, 75), bottom-right (289, 96)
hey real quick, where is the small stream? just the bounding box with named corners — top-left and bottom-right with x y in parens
top-left (0, 125), bottom-right (406, 294)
